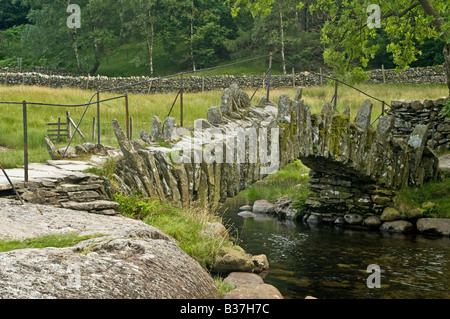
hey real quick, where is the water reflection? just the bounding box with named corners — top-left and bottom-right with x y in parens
top-left (219, 196), bottom-right (450, 299)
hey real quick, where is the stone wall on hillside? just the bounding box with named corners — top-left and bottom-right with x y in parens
top-left (0, 65), bottom-right (446, 95)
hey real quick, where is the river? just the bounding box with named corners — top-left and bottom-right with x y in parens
top-left (219, 195), bottom-right (450, 299)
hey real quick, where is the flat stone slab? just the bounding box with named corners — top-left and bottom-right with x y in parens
top-left (0, 160), bottom-right (96, 191)
top-left (61, 200), bottom-right (120, 212)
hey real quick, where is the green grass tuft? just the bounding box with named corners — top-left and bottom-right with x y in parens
top-left (0, 233), bottom-right (105, 253)
top-left (395, 178), bottom-right (450, 219)
top-left (244, 160), bottom-right (310, 206)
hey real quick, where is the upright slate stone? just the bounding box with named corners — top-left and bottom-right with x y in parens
top-left (354, 99), bottom-right (373, 131)
top-left (151, 115), bottom-right (163, 142)
top-left (294, 87), bottom-right (303, 102)
top-left (163, 117), bottom-right (176, 141)
top-left (207, 107), bottom-right (223, 125)
top-left (277, 94), bottom-right (292, 124)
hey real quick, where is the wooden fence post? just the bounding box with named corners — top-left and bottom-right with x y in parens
top-left (57, 117), bottom-right (61, 142)
top-left (180, 73), bottom-right (184, 127)
top-left (130, 117), bottom-right (133, 140)
top-left (66, 111), bottom-right (72, 139)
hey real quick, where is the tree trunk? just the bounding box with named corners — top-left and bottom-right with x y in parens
top-left (190, 18), bottom-right (196, 71)
top-left (279, 7), bottom-right (286, 75)
top-left (444, 43), bottom-right (450, 97)
top-left (146, 8), bottom-right (154, 77)
top-left (71, 28), bottom-right (83, 73)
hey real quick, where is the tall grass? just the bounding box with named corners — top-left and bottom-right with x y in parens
top-left (114, 193), bottom-right (232, 268)
top-left (0, 83), bottom-right (447, 168)
top-left (244, 160), bottom-right (310, 207)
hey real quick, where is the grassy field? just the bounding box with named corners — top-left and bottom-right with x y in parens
top-left (0, 82), bottom-right (447, 169)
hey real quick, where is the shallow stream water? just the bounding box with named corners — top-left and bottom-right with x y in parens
top-left (219, 196), bottom-right (450, 299)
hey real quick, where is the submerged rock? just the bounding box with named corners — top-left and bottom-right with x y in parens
top-left (380, 220), bottom-right (414, 234)
top-left (238, 211), bottom-right (256, 218)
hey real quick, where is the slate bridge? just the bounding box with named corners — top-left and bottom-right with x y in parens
top-left (110, 84), bottom-right (441, 224)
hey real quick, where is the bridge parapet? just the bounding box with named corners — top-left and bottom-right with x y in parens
top-left (112, 84), bottom-right (441, 219)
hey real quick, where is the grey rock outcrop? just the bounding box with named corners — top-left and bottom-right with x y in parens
top-left (0, 199), bottom-right (220, 299)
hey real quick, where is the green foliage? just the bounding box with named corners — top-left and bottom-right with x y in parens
top-left (438, 99), bottom-right (450, 119)
top-left (310, 0), bottom-right (448, 84)
top-left (395, 178), bottom-right (450, 219)
top-left (0, 233), bottom-right (104, 253)
top-left (245, 160), bottom-right (310, 204)
top-left (214, 276), bottom-right (236, 297)
top-left (0, 0), bottom-right (29, 30)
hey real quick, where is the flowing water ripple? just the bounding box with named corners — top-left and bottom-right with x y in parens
top-left (221, 197), bottom-right (450, 299)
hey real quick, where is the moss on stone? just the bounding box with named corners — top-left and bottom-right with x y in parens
top-left (329, 114), bottom-right (350, 156)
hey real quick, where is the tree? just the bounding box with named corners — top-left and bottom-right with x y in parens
top-left (227, 0), bottom-right (324, 72)
top-left (0, 0), bottom-right (29, 30)
top-left (119, 0), bottom-right (158, 76)
top-left (19, 0), bottom-right (121, 74)
top-left (229, 0), bottom-right (450, 95)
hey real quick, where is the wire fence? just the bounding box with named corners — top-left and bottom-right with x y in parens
top-left (0, 53), bottom-right (393, 187)
top-left (273, 56), bottom-right (391, 125)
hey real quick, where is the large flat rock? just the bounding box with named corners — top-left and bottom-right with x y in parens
top-left (0, 199), bottom-right (220, 299)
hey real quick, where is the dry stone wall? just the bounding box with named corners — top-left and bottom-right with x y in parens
top-left (387, 97), bottom-right (450, 153)
top-left (0, 66), bottom-right (446, 94)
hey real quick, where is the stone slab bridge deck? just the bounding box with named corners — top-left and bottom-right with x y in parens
top-left (110, 84), bottom-right (443, 224)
